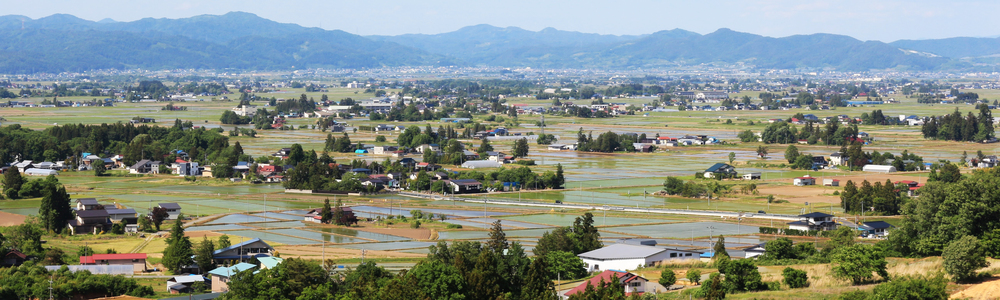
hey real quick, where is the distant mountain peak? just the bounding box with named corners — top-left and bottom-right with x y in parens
top-left (97, 18), bottom-right (117, 23)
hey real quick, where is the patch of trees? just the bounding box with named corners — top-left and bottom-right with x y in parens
top-left (161, 102), bottom-right (187, 111)
top-left (0, 263), bottom-right (155, 299)
top-left (0, 121), bottom-right (235, 168)
top-left (575, 129), bottom-right (638, 153)
top-left (887, 167), bottom-right (1000, 257)
top-left (372, 103), bottom-right (450, 122)
top-left (220, 110), bottom-right (251, 124)
top-left (125, 80), bottom-right (170, 101)
top-left (222, 219), bottom-right (555, 300)
top-left (536, 133), bottom-right (557, 145)
top-left (840, 179), bottom-right (905, 215)
top-left (422, 164), bottom-right (565, 192)
top-left (920, 106), bottom-right (994, 142)
top-left (273, 94), bottom-right (317, 114)
top-left (759, 120), bottom-right (859, 146)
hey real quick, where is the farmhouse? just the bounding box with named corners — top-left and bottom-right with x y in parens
top-left (787, 212), bottom-right (837, 231)
top-left (860, 221), bottom-right (894, 238)
top-left (166, 275), bottom-right (209, 294)
top-left (564, 270), bottom-right (649, 298)
top-left (742, 173), bottom-right (761, 180)
top-left (823, 179), bottom-right (840, 186)
top-left (577, 243), bottom-right (700, 272)
top-left (445, 179), bottom-right (483, 194)
top-left (703, 163), bottom-right (736, 179)
top-left (793, 175), bottom-right (816, 186)
top-left (79, 253), bottom-right (147, 273)
top-left (208, 262), bottom-right (257, 293)
top-left (67, 210), bottom-right (111, 235)
top-left (212, 238), bottom-right (274, 262)
top-left (158, 203), bottom-right (182, 219)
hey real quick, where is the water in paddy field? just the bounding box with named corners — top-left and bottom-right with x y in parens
top-left (222, 230), bottom-right (325, 245)
top-left (604, 221), bottom-right (759, 239)
top-left (499, 213), bottom-right (673, 227)
top-left (312, 227), bottom-right (411, 242)
top-left (337, 241), bottom-right (437, 251)
top-left (186, 224), bottom-right (254, 231)
top-left (206, 214), bottom-right (278, 224)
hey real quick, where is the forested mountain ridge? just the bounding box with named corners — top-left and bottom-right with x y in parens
top-left (0, 12), bottom-right (988, 73)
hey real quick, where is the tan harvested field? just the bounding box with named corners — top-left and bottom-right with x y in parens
top-left (952, 278), bottom-right (1000, 300)
top-left (0, 211), bottom-right (26, 226)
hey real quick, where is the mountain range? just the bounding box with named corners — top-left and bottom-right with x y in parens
top-left (0, 12), bottom-right (997, 73)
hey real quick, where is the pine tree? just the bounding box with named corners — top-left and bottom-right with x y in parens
top-left (320, 198), bottom-right (332, 224)
top-left (714, 235), bottom-right (729, 258)
top-left (3, 166), bottom-right (23, 199)
top-left (194, 237), bottom-right (216, 273)
top-left (554, 164), bottom-right (565, 189)
top-left (333, 198), bottom-right (345, 226)
top-left (487, 220), bottom-right (508, 254)
top-left (162, 214), bottom-right (194, 274)
top-left (520, 257), bottom-right (556, 299)
top-left (39, 184), bottom-right (72, 233)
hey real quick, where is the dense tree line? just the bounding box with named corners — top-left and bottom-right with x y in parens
top-left (575, 129), bottom-right (638, 153)
top-left (887, 167), bottom-right (1000, 257)
top-left (0, 263), bottom-right (155, 299)
top-left (840, 179), bottom-right (904, 215)
top-left (223, 219), bottom-right (559, 300)
top-left (920, 106), bottom-right (994, 142)
top-left (759, 121), bottom-right (859, 146)
top-left (0, 121), bottom-right (234, 168)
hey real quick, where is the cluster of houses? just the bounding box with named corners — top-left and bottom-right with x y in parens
top-left (66, 198), bottom-right (181, 235)
top-left (1, 160), bottom-right (64, 176)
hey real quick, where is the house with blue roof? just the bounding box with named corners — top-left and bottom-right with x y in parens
top-left (208, 262), bottom-right (257, 293)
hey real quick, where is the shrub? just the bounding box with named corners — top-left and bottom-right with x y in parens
top-left (782, 267), bottom-right (809, 288)
top-left (446, 224), bottom-right (463, 229)
top-left (410, 220), bottom-right (421, 229)
top-left (687, 269), bottom-right (702, 285)
top-left (659, 268), bottom-right (677, 287)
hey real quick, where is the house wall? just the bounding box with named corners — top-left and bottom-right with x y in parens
top-left (212, 276), bottom-right (229, 293)
top-left (98, 258), bottom-right (145, 272)
top-left (581, 258), bottom-right (646, 272)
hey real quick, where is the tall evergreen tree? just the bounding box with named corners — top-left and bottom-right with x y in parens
top-left (333, 198), bottom-right (345, 226)
top-left (520, 257), bottom-right (556, 300)
top-left (320, 198), bottom-right (332, 224)
top-left (162, 214), bottom-right (194, 274)
top-left (3, 166), bottom-right (23, 199)
top-left (487, 220), bottom-right (508, 254)
top-left (194, 237), bottom-right (216, 273)
top-left (714, 235), bottom-right (729, 258)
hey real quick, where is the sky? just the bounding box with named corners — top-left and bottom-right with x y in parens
top-left (3, 0), bottom-right (998, 41)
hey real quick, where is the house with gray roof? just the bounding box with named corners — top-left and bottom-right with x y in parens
top-left (577, 243), bottom-right (701, 272)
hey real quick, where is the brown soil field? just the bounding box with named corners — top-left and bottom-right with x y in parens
top-left (353, 226), bottom-right (431, 240)
top-left (0, 211), bottom-right (27, 226)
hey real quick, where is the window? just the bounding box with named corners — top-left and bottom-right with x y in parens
top-left (685, 253), bottom-right (692, 257)
top-left (670, 253), bottom-right (677, 258)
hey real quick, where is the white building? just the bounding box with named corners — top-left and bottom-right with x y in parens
top-left (577, 243), bottom-right (701, 272)
top-left (862, 165), bottom-right (896, 173)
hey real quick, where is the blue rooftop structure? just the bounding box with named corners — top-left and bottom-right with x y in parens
top-left (207, 263), bottom-right (257, 278)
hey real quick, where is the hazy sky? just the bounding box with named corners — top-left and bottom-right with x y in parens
top-left (4, 0), bottom-right (998, 41)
